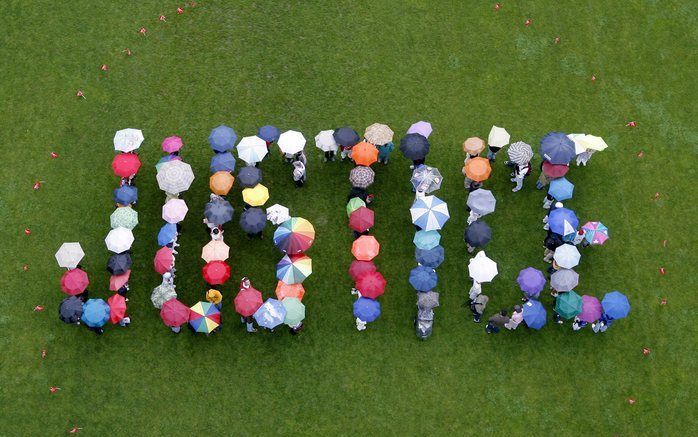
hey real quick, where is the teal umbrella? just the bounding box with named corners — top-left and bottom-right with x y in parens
top-left (110, 207), bottom-right (139, 230)
top-left (555, 291), bottom-right (583, 319)
top-left (282, 297), bottom-right (305, 326)
top-left (413, 230), bottom-right (441, 250)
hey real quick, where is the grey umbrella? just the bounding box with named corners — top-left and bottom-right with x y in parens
top-left (204, 200), bottom-right (234, 225)
top-left (550, 268), bottom-right (579, 292)
top-left (466, 189), bottom-right (496, 216)
top-left (333, 126), bottom-right (360, 147)
top-left (151, 284), bottom-right (177, 309)
top-left (240, 208), bottom-right (267, 234)
top-left (399, 133), bottom-right (430, 160)
top-left (464, 220), bottom-right (492, 247)
top-left (238, 166), bottom-right (263, 188)
top-left (59, 296), bottom-right (83, 323)
top-left (349, 166), bottom-right (375, 189)
top-left (417, 291), bottom-right (440, 310)
top-left (107, 252), bottom-right (132, 275)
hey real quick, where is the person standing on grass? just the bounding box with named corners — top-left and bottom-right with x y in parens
top-left (510, 161), bottom-right (532, 192)
top-left (468, 280), bottom-right (482, 301)
top-left (468, 293), bottom-right (489, 323)
top-left (351, 288), bottom-right (369, 331)
top-left (340, 144), bottom-right (353, 162)
top-left (292, 160), bottom-right (306, 187)
top-left (505, 305), bottom-right (523, 330)
top-left (576, 148), bottom-right (596, 166)
top-left (487, 144), bottom-right (502, 162)
top-left (376, 141), bottom-right (394, 165)
top-left (486, 309), bottom-right (510, 333)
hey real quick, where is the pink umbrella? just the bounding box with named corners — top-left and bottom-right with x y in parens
top-left (162, 135), bottom-right (183, 153)
top-left (407, 121), bottom-right (433, 138)
top-left (162, 199), bottom-right (188, 223)
top-left (579, 295), bottom-right (602, 322)
top-left (109, 270), bottom-right (131, 291)
top-left (107, 294), bottom-right (127, 324)
top-left (154, 247), bottom-right (174, 274)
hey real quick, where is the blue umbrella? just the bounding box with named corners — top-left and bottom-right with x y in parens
top-left (81, 299), bottom-right (110, 328)
top-left (113, 186), bottom-right (138, 205)
top-left (258, 125), bottom-right (280, 142)
top-left (548, 177), bottom-right (575, 201)
top-left (253, 298), bottom-right (286, 329)
top-left (413, 230), bottom-right (441, 250)
top-left (601, 291), bottom-right (630, 319)
top-left (415, 246), bottom-right (444, 268)
top-left (333, 126), bottom-right (360, 147)
top-left (208, 125), bottom-right (237, 153)
top-left (464, 220), bottom-right (492, 247)
top-left (353, 297), bottom-right (381, 322)
top-left (410, 195), bottom-right (450, 231)
top-left (522, 299), bottom-right (546, 330)
top-left (210, 152), bottom-right (236, 173)
top-left (409, 266), bottom-right (438, 292)
top-left (399, 133), bottom-right (430, 160)
top-left (239, 208), bottom-right (267, 234)
top-left (548, 207), bottom-right (579, 236)
top-left (157, 223), bottom-right (178, 247)
top-left (204, 200), bottom-right (234, 225)
top-left (540, 132), bottom-right (576, 164)
top-left (238, 166), bottom-right (263, 188)
top-left (155, 154), bottom-right (182, 172)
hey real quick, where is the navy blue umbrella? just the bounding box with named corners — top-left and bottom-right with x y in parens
top-left (409, 265), bottom-right (438, 292)
top-left (210, 152), bottom-right (236, 173)
top-left (257, 125), bottom-right (280, 142)
top-left (157, 223), bottom-right (178, 246)
top-left (333, 127), bottom-right (360, 147)
top-left (208, 125), bottom-right (237, 153)
top-left (113, 186), bottom-right (138, 205)
top-left (107, 252), bottom-right (132, 275)
top-left (59, 296), bottom-right (83, 323)
top-left (237, 166), bottom-right (263, 188)
top-left (204, 200), bottom-right (234, 225)
top-left (399, 133), bottom-right (430, 160)
top-left (415, 245), bottom-right (445, 268)
top-left (239, 208), bottom-right (267, 234)
top-left (464, 220), bottom-right (492, 247)
top-left (540, 132), bottom-right (576, 164)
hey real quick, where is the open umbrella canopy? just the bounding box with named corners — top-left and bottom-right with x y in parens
top-left (201, 240), bottom-right (230, 263)
top-left (352, 235), bottom-right (380, 261)
top-left (353, 297), bottom-right (381, 322)
top-left (82, 299), bottom-right (110, 328)
top-left (488, 126), bottom-right (510, 148)
top-left (258, 125), bottom-right (280, 142)
top-left (548, 208), bottom-right (579, 236)
top-left (349, 207), bottom-right (374, 232)
top-left (407, 121), bottom-right (433, 138)
top-left (349, 166), bottom-right (375, 189)
top-left (107, 293), bottom-right (126, 324)
top-left (112, 153), bottom-right (141, 177)
top-left (542, 161), bottom-right (569, 178)
top-left (333, 126), bottom-right (360, 147)
top-left (234, 286), bottom-right (264, 316)
top-left (602, 291), bottom-right (630, 319)
top-left (153, 247), bottom-right (174, 274)
top-left (160, 298), bottom-right (189, 327)
top-left (409, 266), bottom-right (438, 292)
top-left (355, 271), bottom-right (387, 299)
top-left (415, 245), bottom-right (444, 268)
top-left (540, 132), bottom-right (576, 164)
top-left (568, 133), bottom-right (588, 155)
top-left (105, 227), bottom-right (134, 254)
top-left (161, 135), bottom-right (183, 153)
top-left (55, 242), bottom-right (84, 269)
top-left (107, 253), bottom-right (132, 275)
top-left (410, 166), bottom-right (443, 193)
top-left (555, 291), bottom-right (583, 319)
top-left (113, 185), bottom-right (138, 205)
top-left (413, 230), bottom-right (441, 250)
top-left (109, 270), bottom-right (131, 291)
top-left (464, 220), bottom-right (492, 247)
top-left (582, 221), bottom-right (610, 245)
top-left (208, 125), bottom-right (237, 152)
top-left (113, 128), bottom-right (144, 152)
top-left (462, 137), bottom-right (486, 155)
top-left (274, 217), bottom-right (315, 253)
top-left (548, 177), bottom-right (575, 201)
top-left (580, 295), bottom-right (602, 322)
top-left (162, 199), bottom-right (189, 224)
top-left (314, 130), bottom-right (338, 152)
top-left (464, 157), bottom-right (492, 181)
top-left (237, 166), bottom-right (263, 188)
top-left (522, 299), bottom-right (547, 330)
top-left (237, 135), bottom-right (269, 165)
top-left (253, 298), bottom-right (287, 329)
top-left (417, 291), bottom-right (440, 310)
top-left (399, 133), bottom-right (430, 160)
top-left (348, 260), bottom-right (377, 281)
top-left (210, 152), bottom-right (236, 173)
top-left (240, 208), bottom-right (268, 234)
top-left (467, 189), bottom-right (496, 216)
top-left (202, 261), bottom-right (231, 285)
top-left (59, 296), bottom-right (83, 324)
top-left (276, 254), bottom-right (312, 284)
top-left (364, 123), bottom-right (394, 145)
top-left (507, 141), bottom-right (534, 165)
top-left (282, 297), bottom-right (306, 326)
top-left (60, 268), bottom-right (89, 295)
top-left (468, 251), bottom-right (498, 283)
top-left (411, 195), bottom-right (450, 231)
top-left (266, 204), bottom-right (290, 225)
top-left (151, 284), bottom-right (177, 309)
top-left (352, 141), bottom-right (379, 166)
top-left (155, 154), bottom-right (182, 172)
top-left (276, 281), bottom-right (305, 301)
top-left (278, 130), bottom-right (306, 154)
top-left (157, 223), bottom-right (178, 247)
top-left (346, 197), bottom-right (367, 216)
top-left (204, 200), bottom-right (234, 225)
top-left (580, 134), bottom-right (609, 151)
top-left (517, 267), bottom-right (546, 297)
top-left (242, 184), bottom-right (269, 207)
top-left (157, 160), bottom-right (195, 194)
top-left (189, 301), bottom-right (221, 333)
top-left (209, 171), bottom-right (235, 195)
top-left (553, 244), bottom-right (581, 269)
top-left (110, 207), bottom-right (138, 230)
top-left (550, 268), bottom-right (579, 292)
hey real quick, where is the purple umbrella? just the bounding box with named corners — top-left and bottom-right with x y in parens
top-left (516, 267), bottom-right (546, 298)
top-left (407, 121), bottom-right (433, 138)
top-left (579, 295), bottom-right (602, 322)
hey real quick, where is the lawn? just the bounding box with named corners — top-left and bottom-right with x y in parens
top-left (1, 0), bottom-right (696, 435)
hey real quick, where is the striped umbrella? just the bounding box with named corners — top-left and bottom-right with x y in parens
top-left (237, 135), bottom-right (268, 165)
top-left (346, 197), bottom-right (367, 216)
top-left (507, 141), bottom-right (533, 165)
top-left (189, 301), bottom-right (221, 333)
top-left (276, 254), bottom-right (312, 284)
top-left (273, 217), bottom-right (315, 254)
top-left (582, 221), bottom-right (609, 245)
top-left (349, 166), bottom-right (375, 188)
top-left (410, 195), bottom-right (450, 231)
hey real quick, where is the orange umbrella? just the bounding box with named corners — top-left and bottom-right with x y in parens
top-left (352, 235), bottom-right (380, 261)
top-left (462, 137), bottom-right (485, 155)
top-left (464, 157), bottom-right (492, 182)
top-left (275, 281), bottom-right (306, 301)
top-left (352, 141), bottom-right (378, 166)
top-left (209, 171), bottom-right (235, 195)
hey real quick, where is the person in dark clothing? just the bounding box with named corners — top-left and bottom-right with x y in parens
top-left (352, 230), bottom-right (369, 240)
top-left (348, 187), bottom-right (369, 203)
top-left (86, 325), bottom-right (104, 335)
top-left (412, 158), bottom-right (426, 167)
top-left (485, 309), bottom-right (510, 334)
top-left (469, 294), bottom-right (489, 323)
top-left (289, 323), bottom-right (304, 335)
top-left (76, 290), bottom-right (90, 303)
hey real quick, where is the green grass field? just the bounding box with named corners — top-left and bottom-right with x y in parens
top-left (1, 1), bottom-right (696, 435)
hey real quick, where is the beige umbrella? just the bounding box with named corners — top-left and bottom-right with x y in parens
top-left (462, 137), bottom-right (486, 154)
top-left (201, 240), bottom-right (230, 263)
top-left (487, 126), bottom-right (510, 148)
top-left (581, 134), bottom-right (608, 151)
top-left (364, 123), bottom-right (394, 145)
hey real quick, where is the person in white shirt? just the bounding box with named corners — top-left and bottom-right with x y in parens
top-left (467, 210), bottom-right (480, 226)
top-left (292, 161), bottom-right (306, 187)
top-left (576, 149), bottom-right (595, 166)
top-left (510, 162), bottom-right (531, 192)
top-left (505, 305), bottom-right (523, 330)
top-left (468, 280), bottom-right (482, 301)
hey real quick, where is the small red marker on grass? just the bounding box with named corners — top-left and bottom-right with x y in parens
top-left (525, 18), bottom-right (532, 26)
top-left (659, 267), bottom-right (665, 276)
top-left (76, 90), bottom-right (85, 99)
top-left (626, 121), bottom-right (637, 127)
top-left (494, 3), bottom-right (501, 10)
top-left (660, 298), bottom-right (667, 305)
top-left (24, 228), bottom-right (32, 235)
top-left (139, 27), bottom-right (147, 35)
top-left (177, 7), bottom-right (184, 14)
top-left (49, 386), bottom-right (61, 393)
top-left (34, 305), bottom-right (45, 312)
top-left (41, 349), bottom-right (47, 358)
top-left (554, 36), bottom-right (560, 44)
top-left (50, 151), bottom-right (58, 158)
top-left (100, 64), bottom-right (108, 71)
top-left (636, 151), bottom-right (644, 158)
top-left (628, 397), bottom-right (636, 405)
top-left (642, 347), bottom-right (650, 356)
top-left (159, 14), bottom-right (166, 21)
top-left (591, 74), bottom-right (597, 83)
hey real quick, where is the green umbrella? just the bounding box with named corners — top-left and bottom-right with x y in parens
top-left (555, 290), bottom-right (583, 319)
top-left (110, 207), bottom-right (139, 230)
top-left (282, 297), bottom-right (305, 326)
top-left (346, 198), bottom-right (366, 217)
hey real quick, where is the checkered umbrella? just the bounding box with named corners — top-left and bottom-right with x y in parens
top-left (349, 166), bottom-right (375, 188)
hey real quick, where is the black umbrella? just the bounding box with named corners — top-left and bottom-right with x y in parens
top-left (204, 200), bottom-right (234, 225)
top-left (399, 133), bottom-right (430, 160)
top-left (544, 231), bottom-right (564, 250)
top-left (333, 127), bottom-right (360, 147)
top-left (239, 208), bottom-right (267, 234)
top-left (59, 296), bottom-right (83, 323)
top-left (464, 220), bottom-right (492, 247)
top-left (107, 252), bottom-right (132, 275)
top-left (238, 166), bottom-right (262, 188)
top-left (347, 187), bottom-right (369, 203)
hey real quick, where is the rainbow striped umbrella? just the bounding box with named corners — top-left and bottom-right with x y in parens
top-left (188, 301), bottom-right (221, 333)
top-left (273, 217), bottom-right (316, 254)
top-left (582, 221), bottom-right (610, 245)
top-left (276, 254), bottom-right (312, 284)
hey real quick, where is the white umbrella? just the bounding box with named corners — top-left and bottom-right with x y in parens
top-left (567, 133), bottom-right (587, 155)
top-left (162, 199), bottom-right (189, 224)
top-left (237, 136), bottom-right (269, 165)
top-left (553, 244), bottom-right (581, 269)
top-left (156, 160), bottom-right (195, 194)
top-left (466, 189), bottom-right (496, 216)
top-left (105, 227), bottom-right (134, 254)
top-left (314, 130), bottom-right (338, 152)
top-left (55, 242), bottom-right (84, 268)
top-left (468, 251), bottom-right (498, 283)
top-left (581, 134), bottom-right (608, 151)
top-left (113, 128), bottom-right (144, 152)
top-left (266, 204), bottom-right (291, 225)
top-left (487, 125), bottom-right (510, 148)
top-left (278, 130), bottom-right (306, 154)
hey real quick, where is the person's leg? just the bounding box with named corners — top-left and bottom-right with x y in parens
top-left (512, 176), bottom-right (524, 192)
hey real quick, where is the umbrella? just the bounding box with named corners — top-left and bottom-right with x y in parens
top-left (517, 267), bottom-right (546, 297)
top-left (60, 268), bottom-right (89, 295)
top-left (399, 133), bottom-right (430, 160)
top-left (462, 137), bottom-right (486, 155)
top-left (548, 208), bottom-right (579, 235)
top-left (579, 295), bottom-right (602, 322)
top-left (407, 121), bottom-right (432, 138)
top-left (550, 268), bottom-right (579, 292)
top-left (189, 301), bottom-right (221, 333)
top-left (488, 126), bottom-right (510, 148)
top-left (242, 184), bottom-right (269, 207)
top-left (274, 217), bottom-right (315, 254)
top-left (109, 270), bottom-right (131, 291)
top-left (105, 227), bottom-right (134, 253)
top-left (540, 132), bottom-right (576, 164)
top-left (364, 123), bottom-right (394, 145)
top-left (59, 296), bottom-right (83, 323)
top-left (266, 204), bottom-right (290, 225)
top-left (507, 141), bottom-right (534, 165)
top-left (202, 261), bottom-right (231, 285)
top-left (201, 240), bottom-right (230, 263)
top-left (112, 153), bottom-right (141, 177)
top-left (161, 135), bottom-right (183, 153)
top-left (602, 291), bottom-right (630, 319)
top-left (333, 127), bottom-right (360, 147)
top-left (548, 177), bottom-right (574, 201)
top-left (153, 247), bottom-right (174, 274)
top-left (107, 294), bottom-right (126, 324)
top-left (315, 130), bottom-right (339, 152)
top-left (542, 161), bottom-right (569, 178)
top-left (413, 230), bottom-right (441, 250)
top-left (209, 171), bottom-right (235, 195)
top-left (352, 141), bottom-right (379, 166)
top-left (107, 253), bottom-right (132, 275)
top-left (160, 298), bottom-right (189, 327)
top-left (415, 246), bottom-right (444, 268)
top-left (349, 166), bottom-right (375, 189)
top-left (582, 221), bottom-right (610, 245)
top-left (240, 208), bottom-right (268, 234)
top-left (157, 223), bottom-right (178, 246)
top-left (162, 199), bottom-right (189, 224)
top-left (353, 297), bottom-right (381, 322)
top-left (581, 134), bottom-right (609, 151)
top-left (113, 185), bottom-right (138, 205)
top-left (355, 271), bottom-right (386, 299)
top-left (349, 207), bottom-right (374, 233)
top-left (155, 154), bottom-right (182, 172)
top-left (278, 130), bottom-right (306, 154)
top-left (110, 207), bottom-right (138, 230)
top-left (276, 254), bottom-right (312, 284)
top-left (204, 200), bottom-right (234, 225)
top-left (346, 197), bottom-right (367, 216)
top-left (157, 160), bottom-right (195, 194)
top-left (522, 300), bottom-right (547, 330)
top-left (555, 291), bottom-right (583, 319)
top-left (81, 299), bottom-right (110, 328)
top-left (468, 251), bottom-right (498, 283)
top-left (253, 298), bottom-right (287, 329)
top-left (349, 260), bottom-right (377, 281)
top-left (208, 125), bottom-right (237, 152)
top-left (55, 242), bottom-right (84, 269)
top-left (466, 189), bottom-right (496, 216)
top-left (411, 195), bottom-right (450, 231)
top-left (352, 235), bottom-right (380, 261)
top-left (237, 135), bottom-right (269, 165)
top-left (210, 152), bottom-right (236, 173)
top-left (409, 266), bottom-right (438, 292)
top-left (258, 125), bottom-right (281, 142)
top-left (234, 286), bottom-right (264, 317)
top-left (410, 166), bottom-right (443, 193)
top-left (282, 297), bottom-right (306, 326)
top-left (113, 128), bottom-right (144, 152)
top-left (553, 244), bottom-right (581, 269)
top-left (237, 166), bottom-right (263, 188)
top-left (464, 220), bottom-right (492, 247)
top-left (568, 133), bottom-right (588, 155)
top-left (276, 281), bottom-right (306, 301)
top-left (417, 291), bottom-right (440, 310)
top-left (464, 157), bottom-right (492, 181)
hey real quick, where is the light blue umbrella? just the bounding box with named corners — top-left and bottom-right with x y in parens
top-left (258, 125), bottom-right (280, 142)
top-left (415, 246), bottom-right (444, 268)
top-left (81, 299), bottom-right (110, 328)
top-left (409, 266), bottom-right (438, 292)
top-left (210, 152), bottom-right (236, 173)
top-left (601, 291), bottom-right (630, 319)
top-left (253, 298), bottom-right (286, 329)
top-left (208, 125), bottom-right (237, 153)
top-left (353, 297), bottom-right (381, 322)
top-left (413, 230), bottom-right (441, 250)
top-left (410, 196), bottom-right (450, 231)
top-left (548, 177), bottom-right (574, 201)
top-left (548, 207), bottom-right (579, 236)
top-left (522, 299), bottom-right (546, 330)
top-left (157, 223), bottom-right (178, 246)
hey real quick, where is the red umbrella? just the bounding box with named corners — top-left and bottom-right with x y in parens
top-left (111, 153), bottom-right (142, 177)
top-left (109, 270), bottom-right (131, 291)
top-left (202, 260), bottom-right (231, 285)
top-left (542, 161), bottom-right (569, 178)
top-left (355, 271), bottom-right (387, 299)
top-left (107, 293), bottom-right (126, 324)
top-left (154, 247), bottom-right (174, 275)
top-left (234, 287), bottom-right (263, 317)
top-left (60, 268), bottom-right (89, 295)
top-left (349, 206), bottom-right (374, 233)
top-left (348, 260), bottom-right (377, 281)
top-left (160, 298), bottom-right (190, 327)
